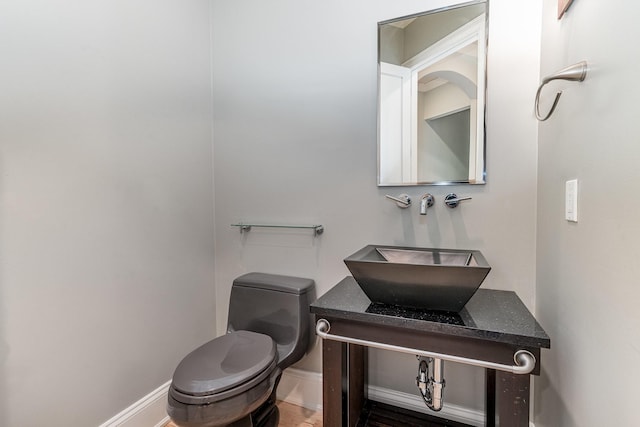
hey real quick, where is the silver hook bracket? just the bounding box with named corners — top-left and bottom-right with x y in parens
top-left (535, 61), bottom-right (587, 121)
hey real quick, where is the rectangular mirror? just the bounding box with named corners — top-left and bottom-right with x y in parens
top-left (378, 1), bottom-right (488, 186)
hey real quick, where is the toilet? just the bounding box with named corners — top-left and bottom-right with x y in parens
top-left (167, 272), bottom-right (316, 427)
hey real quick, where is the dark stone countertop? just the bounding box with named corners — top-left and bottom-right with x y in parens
top-left (310, 276), bottom-right (550, 349)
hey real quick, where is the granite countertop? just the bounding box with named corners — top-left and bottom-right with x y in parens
top-left (310, 276), bottom-right (550, 349)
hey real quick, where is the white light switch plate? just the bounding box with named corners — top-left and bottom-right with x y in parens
top-left (565, 179), bottom-right (578, 222)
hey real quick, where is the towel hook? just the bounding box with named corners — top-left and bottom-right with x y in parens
top-left (535, 61), bottom-right (587, 121)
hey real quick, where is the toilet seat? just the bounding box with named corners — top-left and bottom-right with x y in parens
top-left (170, 330), bottom-right (277, 405)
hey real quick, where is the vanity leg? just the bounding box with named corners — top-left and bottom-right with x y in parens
top-left (322, 339), bottom-right (344, 426)
top-left (485, 368), bottom-right (496, 427)
top-left (495, 370), bottom-right (530, 426)
top-left (347, 343), bottom-right (366, 426)
top-left (322, 340), bottom-right (366, 427)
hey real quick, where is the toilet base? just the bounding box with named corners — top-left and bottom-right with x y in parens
top-left (228, 400), bottom-right (279, 427)
top-left (249, 379), bottom-right (280, 427)
top-left (168, 371), bottom-right (282, 427)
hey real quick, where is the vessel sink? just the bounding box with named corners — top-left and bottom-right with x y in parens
top-left (344, 245), bottom-right (491, 312)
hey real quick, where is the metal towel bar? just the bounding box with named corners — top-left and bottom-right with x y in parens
top-left (231, 223), bottom-right (324, 236)
top-left (315, 319), bottom-right (536, 374)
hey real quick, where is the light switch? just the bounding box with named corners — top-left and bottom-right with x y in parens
top-left (565, 179), bottom-right (578, 222)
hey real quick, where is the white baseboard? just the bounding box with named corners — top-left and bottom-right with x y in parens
top-left (98, 380), bottom-right (171, 427)
top-left (98, 370), bottom-right (534, 427)
top-left (368, 385), bottom-right (484, 426)
top-left (278, 368), bottom-right (484, 427)
top-left (96, 369), bottom-right (323, 427)
top-left (277, 368), bottom-right (324, 411)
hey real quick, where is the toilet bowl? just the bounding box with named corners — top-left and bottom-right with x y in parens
top-left (167, 273), bottom-right (316, 427)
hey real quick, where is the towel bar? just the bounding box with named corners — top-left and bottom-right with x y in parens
top-left (231, 223), bottom-right (324, 236)
top-left (315, 318), bottom-right (535, 374)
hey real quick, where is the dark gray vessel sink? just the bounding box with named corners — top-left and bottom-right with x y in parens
top-left (344, 245), bottom-right (491, 312)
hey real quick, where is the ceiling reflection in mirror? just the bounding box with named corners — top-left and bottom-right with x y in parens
top-left (378, 1), bottom-right (487, 186)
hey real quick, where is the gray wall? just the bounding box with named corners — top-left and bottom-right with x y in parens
top-left (9, 0), bottom-right (632, 424)
top-left (535, 0), bottom-right (640, 425)
top-left (0, 1), bottom-right (216, 425)
top-left (212, 0), bottom-right (541, 411)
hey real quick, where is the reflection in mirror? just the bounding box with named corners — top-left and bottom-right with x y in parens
top-left (378, 1), bottom-right (487, 186)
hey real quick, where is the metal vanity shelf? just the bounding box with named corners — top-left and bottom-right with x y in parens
top-left (310, 277), bottom-right (550, 427)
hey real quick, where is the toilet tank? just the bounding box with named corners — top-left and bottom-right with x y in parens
top-left (227, 272), bottom-right (316, 370)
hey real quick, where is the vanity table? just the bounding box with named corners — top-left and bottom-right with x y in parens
top-left (310, 277), bottom-right (550, 427)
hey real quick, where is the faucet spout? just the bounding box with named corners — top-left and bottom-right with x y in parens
top-left (420, 194), bottom-right (434, 215)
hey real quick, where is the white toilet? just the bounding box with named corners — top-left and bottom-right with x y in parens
top-left (167, 273), bottom-right (316, 427)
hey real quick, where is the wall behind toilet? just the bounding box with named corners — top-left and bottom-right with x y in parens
top-left (211, 0), bottom-right (542, 412)
top-left (0, 1), bottom-right (215, 425)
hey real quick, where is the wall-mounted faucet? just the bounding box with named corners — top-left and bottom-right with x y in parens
top-left (420, 193), bottom-right (434, 215)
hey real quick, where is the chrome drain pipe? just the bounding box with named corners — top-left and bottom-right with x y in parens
top-left (416, 356), bottom-right (445, 411)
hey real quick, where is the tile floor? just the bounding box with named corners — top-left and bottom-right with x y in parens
top-left (164, 401), bottom-right (322, 427)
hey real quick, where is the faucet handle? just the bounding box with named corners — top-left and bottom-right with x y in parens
top-left (385, 194), bottom-right (411, 208)
top-left (444, 193), bottom-right (472, 208)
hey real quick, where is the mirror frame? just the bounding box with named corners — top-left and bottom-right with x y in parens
top-left (377, 0), bottom-right (488, 186)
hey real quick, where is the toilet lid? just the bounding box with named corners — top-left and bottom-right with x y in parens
top-left (172, 330), bottom-right (277, 396)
